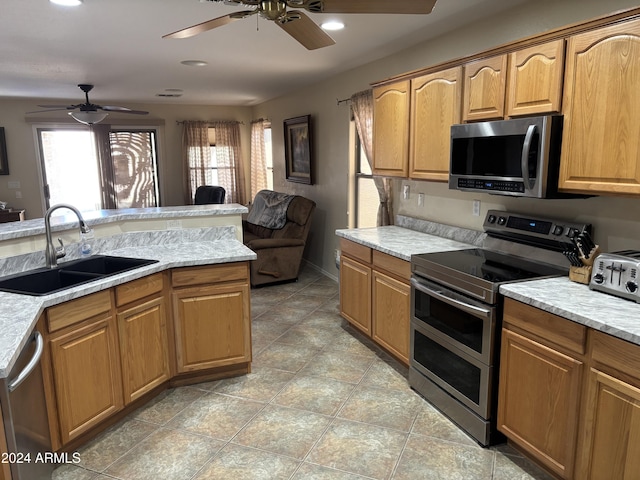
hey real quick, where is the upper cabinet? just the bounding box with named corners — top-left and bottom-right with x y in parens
top-left (409, 66), bottom-right (462, 181)
top-left (462, 55), bottom-right (507, 122)
top-left (559, 18), bottom-right (640, 195)
top-left (372, 80), bottom-right (410, 177)
top-left (506, 39), bottom-right (565, 117)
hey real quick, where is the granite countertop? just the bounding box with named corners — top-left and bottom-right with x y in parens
top-left (0, 227), bottom-right (256, 379)
top-left (336, 225), bottom-right (475, 261)
top-left (0, 204), bottom-right (247, 242)
top-left (500, 278), bottom-right (640, 347)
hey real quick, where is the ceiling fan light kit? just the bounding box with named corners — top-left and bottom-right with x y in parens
top-left (69, 111), bottom-right (109, 125)
top-left (49, 0), bottom-right (83, 6)
top-left (165, 0), bottom-right (437, 50)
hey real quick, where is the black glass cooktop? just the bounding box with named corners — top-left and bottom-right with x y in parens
top-left (412, 248), bottom-right (564, 284)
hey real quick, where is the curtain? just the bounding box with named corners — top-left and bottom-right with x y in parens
top-left (350, 89), bottom-right (393, 226)
top-left (181, 120), bottom-right (210, 204)
top-left (250, 119), bottom-right (268, 201)
top-left (213, 121), bottom-right (247, 205)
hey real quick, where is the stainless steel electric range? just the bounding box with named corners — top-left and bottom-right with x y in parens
top-left (409, 209), bottom-right (591, 446)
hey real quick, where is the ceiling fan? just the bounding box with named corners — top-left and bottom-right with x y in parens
top-left (164, 0), bottom-right (438, 50)
top-left (26, 84), bottom-right (149, 125)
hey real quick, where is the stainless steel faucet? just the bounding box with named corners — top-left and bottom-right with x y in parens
top-left (44, 204), bottom-right (91, 268)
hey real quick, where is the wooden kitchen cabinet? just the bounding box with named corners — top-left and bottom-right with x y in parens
top-left (372, 80), bottom-right (410, 177)
top-left (171, 263), bottom-right (251, 373)
top-left (340, 239), bottom-right (410, 365)
top-left (575, 331), bottom-right (640, 479)
top-left (506, 39), bottom-right (565, 117)
top-left (409, 66), bottom-right (462, 181)
top-left (339, 238), bottom-right (372, 335)
top-left (462, 55), bottom-right (507, 122)
top-left (46, 291), bottom-right (123, 447)
top-left (372, 252), bottom-right (411, 363)
top-left (560, 17), bottom-right (640, 195)
top-left (498, 298), bottom-right (586, 479)
top-left (116, 273), bottom-right (170, 404)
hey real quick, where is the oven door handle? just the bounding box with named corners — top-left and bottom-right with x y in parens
top-left (411, 277), bottom-right (492, 318)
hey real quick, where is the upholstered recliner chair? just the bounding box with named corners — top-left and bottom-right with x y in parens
top-left (242, 190), bottom-right (316, 287)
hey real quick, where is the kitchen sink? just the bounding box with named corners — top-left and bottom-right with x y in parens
top-left (0, 255), bottom-right (158, 296)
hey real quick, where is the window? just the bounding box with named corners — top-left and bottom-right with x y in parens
top-left (37, 126), bottom-right (160, 214)
top-left (353, 123), bottom-right (378, 228)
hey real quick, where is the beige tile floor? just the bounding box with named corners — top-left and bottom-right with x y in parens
top-left (52, 266), bottom-right (554, 480)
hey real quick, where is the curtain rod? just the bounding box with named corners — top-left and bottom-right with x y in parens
top-left (336, 97), bottom-right (351, 106)
top-left (251, 117), bottom-right (271, 123)
top-left (176, 120), bottom-right (245, 126)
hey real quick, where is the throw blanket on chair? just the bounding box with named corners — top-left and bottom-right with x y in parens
top-left (247, 190), bottom-right (296, 229)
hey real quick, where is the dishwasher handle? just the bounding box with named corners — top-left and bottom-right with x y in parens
top-left (8, 331), bottom-right (44, 393)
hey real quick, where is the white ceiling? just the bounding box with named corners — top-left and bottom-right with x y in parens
top-left (0, 0), bottom-right (529, 107)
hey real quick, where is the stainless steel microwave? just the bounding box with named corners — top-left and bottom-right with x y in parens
top-left (449, 115), bottom-right (567, 198)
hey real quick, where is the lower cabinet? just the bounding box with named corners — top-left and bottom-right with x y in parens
top-left (171, 263), bottom-right (251, 373)
top-left (115, 273), bottom-right (170, 404)
top-left (575, 331), bottom-right (640, 479)
top-left (41, 262), bottom-right (250, 451)
top-left (46, 292), bottom-right (123, 447)
top-left (339, 238), bottom-right (410, 364)
top-left (499, 298), bottom-right (640, 480)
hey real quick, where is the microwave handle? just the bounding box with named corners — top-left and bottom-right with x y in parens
top-left (521, 124), bottom-right (537, 189)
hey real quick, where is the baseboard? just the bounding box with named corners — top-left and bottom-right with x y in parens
top-left (302, 259), bottom-right (338, 282)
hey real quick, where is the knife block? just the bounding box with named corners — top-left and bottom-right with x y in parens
top-left (569, 245), bottom-right (600, 285)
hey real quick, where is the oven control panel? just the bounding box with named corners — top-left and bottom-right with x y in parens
top-left (483, 210), bottom-right (590, 250)
top-left (589, 252), bottom-right (640, 302)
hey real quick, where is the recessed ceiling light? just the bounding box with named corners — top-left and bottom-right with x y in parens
top-left (50, 0), bottom-right (83, 6)
top-left (321, 21), bottom-right (345, 31)
top-left (181, 60), bottom-right (208, 67)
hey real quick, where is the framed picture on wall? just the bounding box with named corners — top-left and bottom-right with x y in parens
top-left (284, 115), bottom-right (313, 185)
top-left (0, 128), bottom-right (8, 175)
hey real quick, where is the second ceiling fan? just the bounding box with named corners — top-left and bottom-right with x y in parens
top-left (164, 0), bottom-right (438, 50)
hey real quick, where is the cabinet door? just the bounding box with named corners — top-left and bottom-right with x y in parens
top-left (49, 315), bottom-right (123, 445)
top-left (372, 270), bottom-right (410, 364)
top-left (462, 55), bottom-right (507, 121)
top-left (506, 39), bottom-right (565, 117)
top-left (339, 256), bottom-right (372, 335)
top-left (576, 369), bottom-right (640, 480)
top-left (409, 66), bottom-right (462, 181)
top-left (173, 282), bottom-right (251, 373)
top-left (560, 18), bottom-right (640, 195)
top-left (117, 297), bottom-right (170, 404)
top-left (372, 81), bottom-right (410, 177)
top-left (498, 328), bottom-right (583, 479)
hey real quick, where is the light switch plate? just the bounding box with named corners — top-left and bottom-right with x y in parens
top-left (403, 184), bottom-right (410, 200)
top-left (418, 193), bottom-right (424, 207)
top-left (472, 200), bottom-right (480, 216)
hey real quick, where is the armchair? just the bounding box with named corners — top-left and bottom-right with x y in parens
top-left (194, 185), bottom-right (226, 205)
top-left (243, 190), bottom-right (316, 287)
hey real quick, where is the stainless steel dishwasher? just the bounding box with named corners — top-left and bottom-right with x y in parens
top-left (0, 330), bottom-right (55, 479)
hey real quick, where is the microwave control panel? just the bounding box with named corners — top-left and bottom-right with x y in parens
top-left (456, 178), bottom-right (525, 194)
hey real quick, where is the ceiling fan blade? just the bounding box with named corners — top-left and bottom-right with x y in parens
top-left (163, 12), bottom-right (252, 39)
top-left (26, 108), bottom-right (75, 114)
top-left (36, 104), bottom-right (74, 109)
top-left (277, 11), bottom-right (335, 50)
top-left (313, 0), bottom-right (437, 14)
top-left (101, 106), bottom-right (149, 115)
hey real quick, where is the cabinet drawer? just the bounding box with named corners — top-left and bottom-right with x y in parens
top-left (340, 238), bottom-right (372, 264)
top-left (116, 273), bottom-right (164, 307)
top-left (591, 330), bottom-right (640, 384)
top-left (172, 262), bottom-right (248, 288)
top-left (373, 250), bottom-right (410, 281)
top-left (503, 298), bottom-right (587, 356)
top-left (47, 290), bottom-right (112, 333)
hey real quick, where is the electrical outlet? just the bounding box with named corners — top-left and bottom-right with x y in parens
top-left (15, 191), bottom-right (22, 199)
top-left (418, 193), bottom-right (424, 207)
top-left (167, 219), bottom-right (182, 230)
top-left (472, 200), bottom-right (480, 216)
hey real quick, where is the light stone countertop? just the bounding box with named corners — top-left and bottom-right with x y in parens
top-left (500, 278), bottom-right (640, 347)
top-left (0, 227), bottom-right (256, 379)
top-left (337, 222), bottom-right (640, 349)
top-left (0, 204), bottom-right (247, 242)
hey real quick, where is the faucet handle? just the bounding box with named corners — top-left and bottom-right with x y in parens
top-left (56, 238), bottom-right (66, 260)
